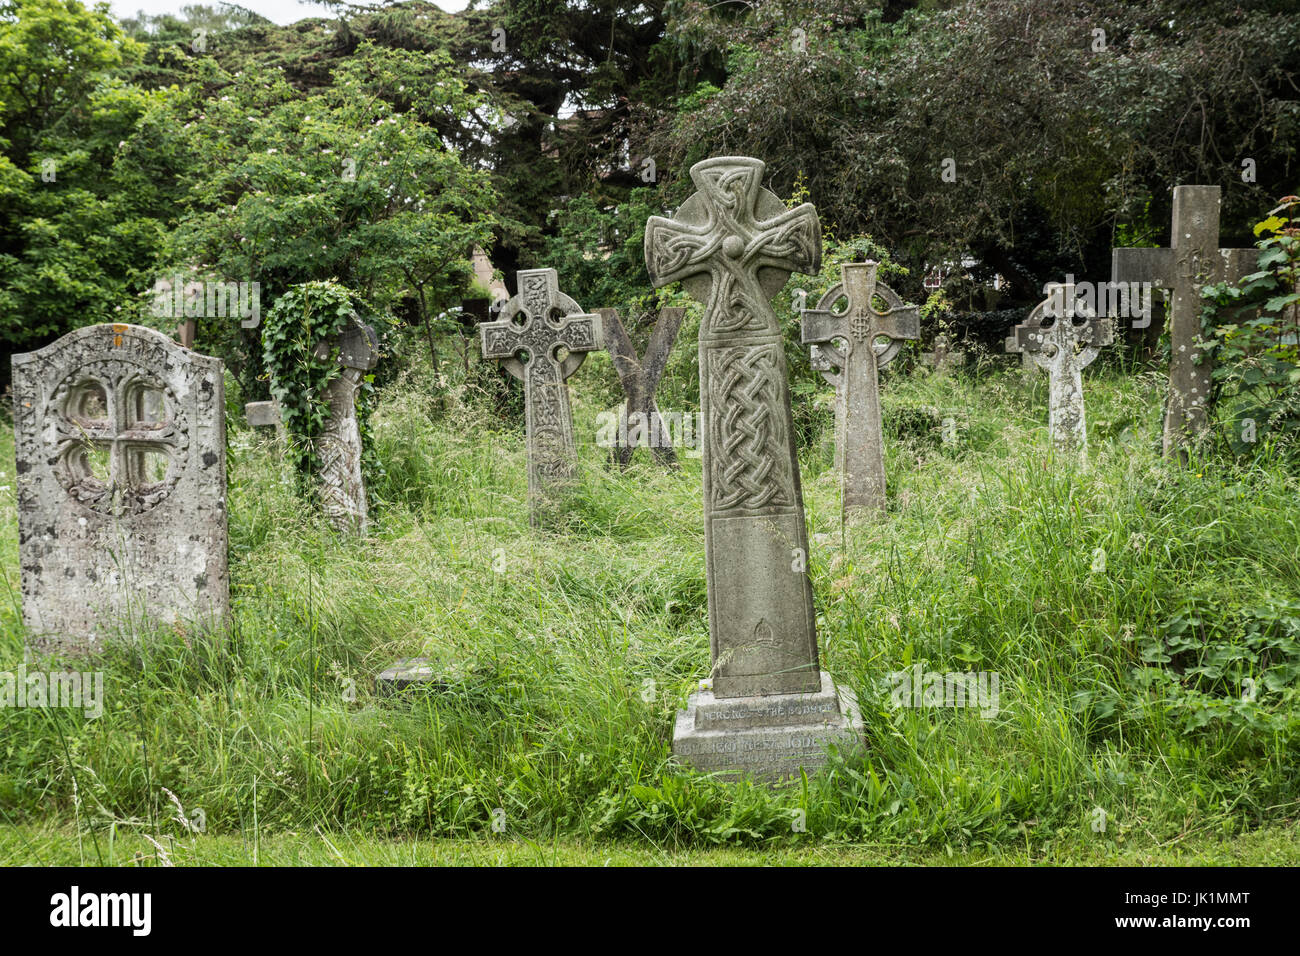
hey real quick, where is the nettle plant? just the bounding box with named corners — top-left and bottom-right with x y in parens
top-left (1200, 196), bottom-right (1300, 458)
top-left (261, 280), bottom-right (381, 484)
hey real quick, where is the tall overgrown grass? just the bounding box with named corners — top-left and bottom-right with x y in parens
top-left (1, 351), bottom-right (1296, 851)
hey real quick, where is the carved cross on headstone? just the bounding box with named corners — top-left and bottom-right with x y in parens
top-left (920, 333), bottom-right (965, 369)
top-left (1012, 282), bottom-right (1114, 452)
top-left (801, 260), bottom-right (918, 518)
top-left (1113, 185), bottom-right (1258, 459)
top-left (311, 318), bottom-right (379, 533)
top-left (479, 269), bottom-right (603, 524)
top-left (599, 306), bottom-right (685, 468)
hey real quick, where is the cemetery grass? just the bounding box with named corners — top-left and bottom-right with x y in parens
top-left (1, 353), bottom-right (1298, 862)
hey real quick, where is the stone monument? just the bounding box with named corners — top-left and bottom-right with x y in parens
top-left (478, 269), bottom-right (603, 525)
top-left (1011, 282), bottom-right (1114, 452)
top-left (11, 323), bottom-right (229, 653)
top-left (1113, 185), bottom-right (1258, 459)
top-left (644, 155), bottom-right (862, 780)
top-left (801, 260), bottom-right (919, 518)
top-left (599, 306), bottom-right (686, 468)
top-left (311, 317), bottom-right (379, 534)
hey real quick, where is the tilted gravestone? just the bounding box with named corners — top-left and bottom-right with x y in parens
top-left (1012, 282), bottom-right (1114, 452)
top-left (1113, 185), bottom-right (1258, 459)
top-left (11, 324), bottom-right (229, 653)
top-left (479, 269), bottom-right (603, 525)
top-left (919, 333), bottom-right (966, 369)
top-left (644, 155), bottom-right (862, 780)
top-left (310, 318), bottom-right (379, 534)
top-left (802, 260), bottom-right (918, 519)
top-left (599, 306), bottom-right (686, 468)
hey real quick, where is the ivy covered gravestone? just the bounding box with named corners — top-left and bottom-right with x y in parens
top-left (262, 282), bottom-right (380, 534)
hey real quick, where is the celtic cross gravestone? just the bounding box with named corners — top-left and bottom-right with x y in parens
top-left (1012, 282), bottom-right (1114, 452)
top-left (801, 260), bottom-right (919, 518)
top-left (645, 155), bottom-right (862, 780)
top-left (311, 317), bottom-right (379, 533)
top-left (479, 269), bottom-right (603, 525)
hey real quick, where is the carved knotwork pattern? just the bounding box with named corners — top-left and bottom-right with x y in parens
top-left (709, 345), bottom-right (792, 511)
top-left (47, 359), bottom-right (188, 518)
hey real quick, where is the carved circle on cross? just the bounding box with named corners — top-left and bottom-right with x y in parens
top-left (47, 359), bottom-right (188, 518)
top-left (812, 277), bottom-right (908, 368)
top-left (495, 287), bottom-right (592, 381)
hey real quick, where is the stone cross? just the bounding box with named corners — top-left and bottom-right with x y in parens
top-left (11, 324), bottom-right (229, 653)
top-left (920, 333), bottom-right (965, 369)
top-left (645, 155), bottom-right (861, 780)
top-left (479, 269), bottom-right (603, 524)
top-left (599, 306), bottom-right (685, 468)
top-left (311, 318), bottom-right (379, 534)
top-left (1012, 282), bottom-right (1114, 452)
top-left (1113, 185), bottom-right (1258, 459)
top-left (801, 260), bottom-right (918, 518)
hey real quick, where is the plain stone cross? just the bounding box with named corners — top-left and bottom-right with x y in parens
top-left (479, 268), bottom-right (603, 524)
top-left (646, 155), bottom-right (862, 780)
top-left (312, 318), bottom-right (379, 533)
top-left (919, 333), bottom-right (965, 369)
top-left (599, 306), bottom-right (685, 468)
top-left (1113, 185), bottom-right (1258, 459)
top-left (1012, 282), bottom-right (1114, 452)
top-left (801, 260), bottom-right (918, 518)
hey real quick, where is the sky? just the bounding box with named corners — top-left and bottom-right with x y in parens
top-left (109, 0), bottom-right (470, 26)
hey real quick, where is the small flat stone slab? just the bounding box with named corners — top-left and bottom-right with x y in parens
top-left (672, 672), bottom-right (864, 782)
top-left (374, 657), bottom-right (450, 696)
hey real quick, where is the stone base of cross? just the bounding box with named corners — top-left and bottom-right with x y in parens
top-left (1012, 283), bottom-right (1114, 453)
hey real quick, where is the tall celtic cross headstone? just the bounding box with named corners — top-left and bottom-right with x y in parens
top-left (311, 317), bottom-right (379, 533)
top-left (802, 260), bottom-right (918, 518)
top-left (479, 269), bottom-right (603, 524)
top-left (645, 155), bottom-right (862, 780)
top-left (599, 306), bottom-right (685, 468)
top-left (1012, 282), bottom-right (1114, 452)
top-left (1113, 185), bottom-right (1258, 459)
top-left (11, 324), bottom-right (229, 653)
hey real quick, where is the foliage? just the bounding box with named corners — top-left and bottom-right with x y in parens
top-left (1201, 196), bottom-right (1300, 459)
top-left (260, 280), bottom-right (375, 488)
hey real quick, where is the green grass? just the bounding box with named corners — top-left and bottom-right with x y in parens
top-left (1, 355), bottom-right (1297, 863)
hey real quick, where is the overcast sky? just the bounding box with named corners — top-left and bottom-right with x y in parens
top-left (109, 0), bottom-right (470, 26)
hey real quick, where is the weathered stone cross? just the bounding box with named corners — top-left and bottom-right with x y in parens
top-left (598, 306), bottom-right (685, 468)
top-left (919, 333), bottom-right (965, 369)
top-left (646, 155), bottom-right (861, 780)
top-left (801, 260), bottom-right (918, 518)
top-left (1012, 282), bottom-right (1114, 452)
top-left (479, 269), bottom-right (603, 524)
top-left (1113, 185), bottom-right (1258, 459)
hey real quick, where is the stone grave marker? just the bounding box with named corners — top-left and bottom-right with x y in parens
top-left (1012, 282), bottom-right (1114, 452)
top-left (310, 317), bottom-right (379, 534)
top-left (1004, 332), bottom-right (1032, 369)
top-left (599, 306), bottom-right (686, 468)
top-left (919, 333), bottom-right (966, 369)
top-left (801, 260), bottom-right (919, 518)
top-left (11, 323), bottom-right (229, 653)
top-left (479, 269), bottom-right (603, 525)
top-left (644, 155), bottom-right (862, 780)
top-left (1113, 185), bottom-right (1258, 459)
